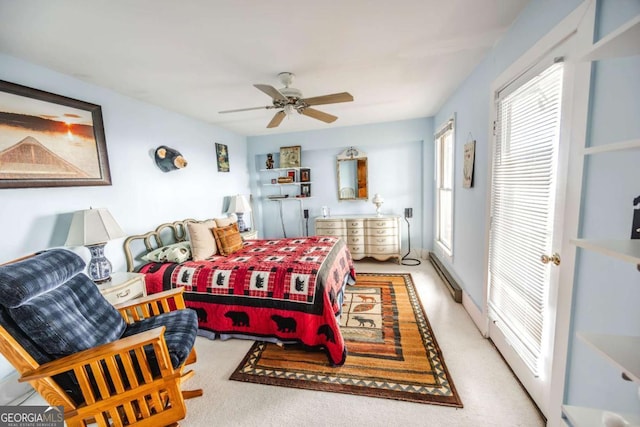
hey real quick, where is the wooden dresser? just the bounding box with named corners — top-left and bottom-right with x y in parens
top-left (315, 215), bottom-right (401, 263)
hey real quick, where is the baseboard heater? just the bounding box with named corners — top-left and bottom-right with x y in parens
top-left (429, 252), bottom-right (462, 303)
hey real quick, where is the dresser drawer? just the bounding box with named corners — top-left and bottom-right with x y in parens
top-left (367, 245), bottom-right (399, 255)
top-left (347, 227), bottom-right (364, 236)
top-left (367, 227), bottom-right (397, 237)
top-left (316, 227), bottom-right (346, 237)
top-left (99, 273), bottom-right (146, 305)
top-left (315, 220), bottom-right (345, 229)
top-left (366, 235), bottom-right (398, 246)
top-left (346, 219), bottom-right (364, 228)
top-left (347, 235), bottom-right (365, 245)
top-left (365, 218), bottom-right (398, 229)
top-left (348, 245), bottom-right (366, 257)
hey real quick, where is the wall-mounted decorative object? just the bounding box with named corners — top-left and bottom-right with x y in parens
top-left (279, 145), bottom-right (301, 168)
top-left (300, 168), bottom-right (310, 182)
top-left (265, 153), bottom-right (274, 169)
top-left (0, 79), bottom-right (111, 188)
top-left (216, 142), bottom-right (229, 172)
top-left (154, 146), bottom-right (187, 172)
top-left (463, 139), bottom-right (476, 188)
top-left (300, 183), bottom-right (311, 197)
top-left (632, 195), bottom-right (640, 239)
top-left (462, 140), bottom-right (476, 188)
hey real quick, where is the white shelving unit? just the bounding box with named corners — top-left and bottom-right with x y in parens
top-left (259, 167), bottom-right (312, 237)
top-left (562, 12), bottom-right (640, 427)
top-left (570, 239), bottom-right (640, 265)
top-left (563, 405), bottom-right (640, 427)
top-left (580, 15), bottom-right (640, 61)
top-left (583, 138), bottom-right (640, 155)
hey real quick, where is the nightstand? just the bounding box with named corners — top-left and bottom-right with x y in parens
top-left (240, 229), bottom-right (259, 240)
top-left (97, 272), bottom-right (146, 305)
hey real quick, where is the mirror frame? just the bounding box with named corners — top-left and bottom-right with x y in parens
top-left (337, 147), bottom-right (368, 201)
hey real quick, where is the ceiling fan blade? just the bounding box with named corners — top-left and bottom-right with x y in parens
top-left (267, 111), bottom-right (286, 128)
top-left (254, 84), bottom-right (288, 101)
top-left (219, 106), bottom-right (270, 113)
top-left (302, 92), bottom-right (353, 106)
top-left (300, 107), bottom-right (338, 123)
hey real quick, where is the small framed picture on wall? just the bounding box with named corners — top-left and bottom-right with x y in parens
top-left (300, 168), bottom-right (310, 182)
top-left (300, 183), bottom-right (311, 197)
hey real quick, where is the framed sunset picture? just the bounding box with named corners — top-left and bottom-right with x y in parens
top-left (0, 80), bottom-right (111, 188)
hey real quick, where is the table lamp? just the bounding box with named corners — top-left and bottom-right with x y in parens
top-left (65, 207), bottom-right (125, 283)
top-left (227, 194), bottom-right (252, 232)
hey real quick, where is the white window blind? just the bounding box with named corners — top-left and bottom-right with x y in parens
top-left (488, 63), bottom-right (564, 376)
top-left (436, 119), bottom-right (454, 255)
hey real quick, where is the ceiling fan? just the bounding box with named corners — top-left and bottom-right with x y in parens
top-left (219, 72), bottom-right (354, 128)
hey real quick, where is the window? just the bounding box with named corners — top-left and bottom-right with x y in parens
top-left (435, 118), bottom-right (454, 256)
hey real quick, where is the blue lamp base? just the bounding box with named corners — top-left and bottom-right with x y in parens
top-left (86, 243), bottom-right (113, 283)
top-left (237, 212), bottom-right (247, 232)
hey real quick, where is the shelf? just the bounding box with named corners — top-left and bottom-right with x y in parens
top-left (263, 182), bottom-right (312, 186)
top-left (266, 197), bottom-right (313, 202)
top-left (259, 167), bottom-right (305, 172)
top-left (562, 405), bottom-right (640, 427)
top-left (583, 138), bottom-right (640, 155)
top-left (577, 332), bottom-right (640, 384)
top-left (571, 239), bottom-right (640, 265)
top-left (581, 15), bottom-right (640, 61)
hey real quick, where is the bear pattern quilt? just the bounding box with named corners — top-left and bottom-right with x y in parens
top-left (140, 236), bottom-right (355, 365)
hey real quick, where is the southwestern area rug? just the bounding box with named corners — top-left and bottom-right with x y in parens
top-left (230, 273), bottom-right (463, 407)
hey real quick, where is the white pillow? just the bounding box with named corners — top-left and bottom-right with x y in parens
top-left (187, 220), bottom-right (218, 261)
top-left (142, 241), bottom-right (191, 263)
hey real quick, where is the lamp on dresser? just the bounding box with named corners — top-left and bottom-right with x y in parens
top-left (228, 194), bottom-right (252, 232)
top-left (65, 207), bottom-right (125, 283)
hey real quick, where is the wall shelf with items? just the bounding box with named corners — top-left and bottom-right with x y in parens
top-left (561, 12), bottom-right (640, 427)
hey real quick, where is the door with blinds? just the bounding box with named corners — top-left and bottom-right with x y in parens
top-left (487, 61), bottom-right (566, 416)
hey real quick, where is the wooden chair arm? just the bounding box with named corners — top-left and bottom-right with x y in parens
top-left (20, 327), bottom-right (171, 382)
top-left (115, 287), bottom-right (188, 324)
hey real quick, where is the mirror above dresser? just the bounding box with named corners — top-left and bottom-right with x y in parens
top-left (337, 147), bottom-right (368, 201)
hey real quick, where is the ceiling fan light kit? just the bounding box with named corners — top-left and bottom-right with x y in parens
top-left (219, 72), bottom-right (354, 128)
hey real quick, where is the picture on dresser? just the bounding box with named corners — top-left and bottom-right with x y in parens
top-left (301, 183), bottom-right (311, 197)
top-left (0, 79), bottom-right (111, 188)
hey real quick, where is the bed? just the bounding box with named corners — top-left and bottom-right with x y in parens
top-left (123, 219), bottom-right (355, 366)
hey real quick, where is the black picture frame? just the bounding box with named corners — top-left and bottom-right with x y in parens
top-left (215, 142), bottom-right (229, 172)
top-left (300, 183), bottom-right (311, 197)
top-left (0, 79), bottom-right (111, 188)
top-left (300, 168), bottom-right (310, 182)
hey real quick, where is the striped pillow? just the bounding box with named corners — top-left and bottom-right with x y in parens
top-left (212, 223), bottom-right (243, 256)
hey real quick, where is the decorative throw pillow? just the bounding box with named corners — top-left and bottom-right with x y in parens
top-left (187, 220), bottom-right (218, 261)
top-left (142, 241), bottom-right (191, 263)
top-left (214, 214), bottom-right (237, 228)
top-left (212, 223), bottom-right (243, 256)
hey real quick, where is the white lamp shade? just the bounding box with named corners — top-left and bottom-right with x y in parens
top-left (65, 208), bottom-right (125, 246)
top-left (227, 195), bottom-right (252, 214)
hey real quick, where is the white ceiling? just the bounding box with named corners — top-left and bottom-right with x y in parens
top-left (0, 0), bottom-right (529, 136)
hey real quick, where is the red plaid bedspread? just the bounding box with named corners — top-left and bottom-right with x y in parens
top-left (140, 236), bottom-right (355, 365)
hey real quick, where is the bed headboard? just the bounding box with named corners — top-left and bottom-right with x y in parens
top-left (123, 218), bottom-right (199, 272)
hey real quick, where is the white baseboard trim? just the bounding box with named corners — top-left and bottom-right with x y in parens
top-left (462, 291), bottom-right (488, 337)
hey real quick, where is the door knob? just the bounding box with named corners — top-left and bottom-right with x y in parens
top-left (541, 253), bottom-right (561, 266)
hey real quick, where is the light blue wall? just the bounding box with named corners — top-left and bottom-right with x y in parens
top-left (0, 53), bottom-right (250, 395)
top-left (566, 0), bottom-right (640, 415)
top-left (433, 0), bottom-right (640, 417)
top-left (433, 0), bottom-right (583, 309)
top-left (247, 118), bottom-right (433, 253)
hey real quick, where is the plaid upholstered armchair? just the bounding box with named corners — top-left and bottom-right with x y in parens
top-left (0, 249), bottom-right (201, 427)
